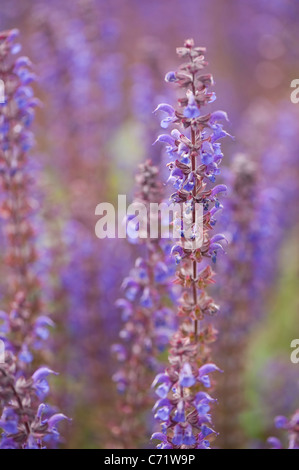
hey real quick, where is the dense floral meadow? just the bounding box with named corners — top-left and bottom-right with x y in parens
top-left (0, 0), bottom-right (299, 450)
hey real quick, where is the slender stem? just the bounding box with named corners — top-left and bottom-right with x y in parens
top-left (190, 66), bottom-right (200, 341)
top-left (191, 127), bottom-right (198, 340)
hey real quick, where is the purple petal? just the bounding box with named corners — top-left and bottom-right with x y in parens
top-left (154, 134), bottom-right (175, 146)
top-left (210, 234), bottom-right (228, 244)
top-left (199, 363), bottom-right (222, 376)
top-left (210, 110), bottom-right (229, 123)
top-left (165, 71), bottom-right (177, 83)
top-left (35, 316), bottom-right (55, 327)
top-left (0, 311), bottom-right (8, 320)
top-left (152, 373), bottom-right (170, 388)
top-left (171, 129), bottom-right (181, 140)
top-left (267, 437), bottom-right (282, 449)
top-left (195, 391), bottom-right (216, 403)
top-left (155, 382), bottom-right (171, 399)
top-left (47, 413), bottom-right (70, 430)
top-left (7, 29), bottom-right (19, 42)
top-left (275, 415), bottom-right (288, 429)
top-left (201, 425), bottom-right (216, 437)
top-left (151, 432), bottom-right (167, 443)
top-left (209, 242), bottom-right (226, 254)
top-left (14, 56), bottom-right (32, 68)
top-left (171, 245), bottom-right (184, 256)
top-left (211, 184), bottom-right (227, 197)
top-left (153, 103), bottom-right (175, 115)
top-left (37, 404), bottom-right (46, 419)
top-left (161, 116), bottom-right (176, 129)
top-left (32, 367), bottom-right (58, 383)
top-left (184, 105), bottom-right (200, 119)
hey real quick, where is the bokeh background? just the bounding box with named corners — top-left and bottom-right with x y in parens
top-left (1, 0), bottom-right (299, 448)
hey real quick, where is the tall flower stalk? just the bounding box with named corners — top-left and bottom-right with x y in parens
top-left (0, 29), bottom-right (68, 449)
top-left (151, 39), bottom-right (229, 449)
top-left (214, 102), bottom-right (299, 448)
top-left (29, 2), bottom-right (128, 448)
top-left (112, 160), bottom-right (177, 448)
top-left (213, 154), bottom-right (257, 448)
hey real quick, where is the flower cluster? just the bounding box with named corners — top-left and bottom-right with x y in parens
top-left (0, 29), bottom-right (68, 449)
top-left (0, 363), bottom-right (67, 449)
top-left (151, 333), bottom-right (220, 448)
top-left (112, 160), bottom-right (177, 448)
top-left (268, 411), bottom-right (299, 449)
top-left (151, 39), bottom-right (229, 448)
top-left (0, 28), bottom-right (42, 362)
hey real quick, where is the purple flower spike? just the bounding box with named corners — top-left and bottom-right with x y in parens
top-left (112, 161), bottom-right (177, 447)
top-left (0, 30), bottom-right (68, 449)
top-left (151, 38), bottom-right (230, 449)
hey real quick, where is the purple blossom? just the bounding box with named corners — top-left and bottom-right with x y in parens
top-left (154, 103), bottom-right (177, 128)
top-left (269, 410), bottom-right (299, 449)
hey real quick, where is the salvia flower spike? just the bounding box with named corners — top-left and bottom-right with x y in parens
top-left (0, 29), bottom-right (68, 449)
top-left (112, 160), bottom-right (177, 448)
top-left (151, 39), bottom-right (230, 449)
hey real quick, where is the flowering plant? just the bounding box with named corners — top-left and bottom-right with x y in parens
top-left (112, 160), bottom-right (177, 448)
top-left (0, 29), bottom-right (68, 449)
top-left (151, 39), bottom-right (230, 449)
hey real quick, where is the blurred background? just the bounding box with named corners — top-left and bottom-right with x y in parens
top-left (1, 0), bottom-right (299, 448)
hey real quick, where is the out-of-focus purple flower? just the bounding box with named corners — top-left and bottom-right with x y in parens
top-left (154, 103), bottom-right (177, 128)
top-left (112, 161), bottom-right (177, 448)
top-left (269, 410), bottom-right (299, 449)
top-left (0, 29), bottom-right (68, 449)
